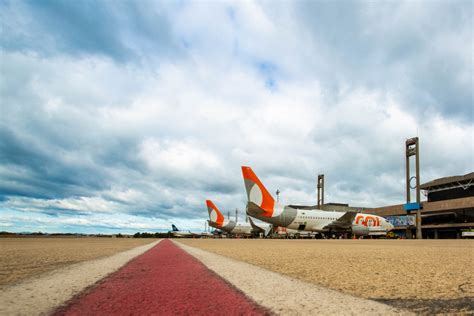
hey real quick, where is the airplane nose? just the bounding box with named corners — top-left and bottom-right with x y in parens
top-left (388, 222), bottom-right (394, 231)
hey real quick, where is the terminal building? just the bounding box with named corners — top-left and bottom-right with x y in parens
top-left (365, 172), bottom-right (474, 238)
top-left (299, 139), bottom-right (472, 239)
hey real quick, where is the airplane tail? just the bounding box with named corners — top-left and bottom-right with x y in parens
top-left (241, 166), bottom-right (275, 217)
top-left (206, 200), bottom-right (224, 227)
top-left (171, 224), bottom-right (179, 232)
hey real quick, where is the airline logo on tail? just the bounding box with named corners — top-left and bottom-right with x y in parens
top-left (206, 200), bottom-right (225, 227)
top-left (241, 166), bottom-right (275, 217)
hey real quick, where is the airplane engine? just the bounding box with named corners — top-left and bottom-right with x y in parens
top-left (351, 225), bottom-right (370, 236)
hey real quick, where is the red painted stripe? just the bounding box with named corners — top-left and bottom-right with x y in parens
top-left (55, 240), bottom-right (268, 315)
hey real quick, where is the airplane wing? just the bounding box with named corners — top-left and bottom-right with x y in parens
top-left (189, 231), bottom-right (202, 238)
top-left (248, 217), bottom-right (265, 232)
top-left (248, 218), bottom-right (272, 236)
top-left (323, 211), bottom-right (357, 230)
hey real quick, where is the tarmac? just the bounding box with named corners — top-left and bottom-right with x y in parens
top-left (55, 239), bottom-right (266, 315)
top-left (1, 239), bottom-right (413, 315)
top-left (177, 241), bottom-right (408, 315)
top-left (0, 240), bottom-right (159, 315)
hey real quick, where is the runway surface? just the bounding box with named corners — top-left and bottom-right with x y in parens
top-left (177, 241), bottom-right (407, 315)
top-left (55, 239), bottom-right (267, 315)
top-left (0, 240), bottom-right (159, 316)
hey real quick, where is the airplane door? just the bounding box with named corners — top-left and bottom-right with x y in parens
top-left (298, 224), bottom-right (306, 230)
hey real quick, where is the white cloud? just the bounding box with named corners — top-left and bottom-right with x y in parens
top-left (139, 138), bottom-right (221, 173)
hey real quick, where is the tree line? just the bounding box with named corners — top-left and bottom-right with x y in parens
top-left (133, 232), bottom-right (171, 238)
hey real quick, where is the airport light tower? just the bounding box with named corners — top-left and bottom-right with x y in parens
top-left (405, 137), bottom-right (422, 239)
top-left (317, 174), bottom-right (324, 207)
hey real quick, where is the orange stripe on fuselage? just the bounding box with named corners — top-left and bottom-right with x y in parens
top-left (241, 166), bottom-right (275, 217)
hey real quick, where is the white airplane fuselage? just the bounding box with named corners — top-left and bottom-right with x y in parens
top-left (171, 231), bottom-right (193, 238)
top-left (230, 223), bottom-right (254, 235)
top-left (208, 218), bottom-right (253, 235)
top-left (248, 203), bottom-right (393, 236)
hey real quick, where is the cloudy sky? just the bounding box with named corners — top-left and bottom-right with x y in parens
top-left (1, 0), bottom-right (472, 234)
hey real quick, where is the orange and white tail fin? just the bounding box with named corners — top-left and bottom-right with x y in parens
top-left (206, 200), bottom-right (224, 227)
top-left (241, 166), bottom-right (275, 217)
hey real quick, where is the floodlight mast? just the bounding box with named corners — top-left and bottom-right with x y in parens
top-left (406, 137), bottom-right (422, 239)
top-left (317, 174), bottom-right (324, 207)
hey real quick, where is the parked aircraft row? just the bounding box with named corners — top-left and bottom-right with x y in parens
top-left (206, 200), bottom-right (271, 236)
top-left (204, 166), bottom-right (394, 238)
top-left (171, 166), bottom-right (394, 238)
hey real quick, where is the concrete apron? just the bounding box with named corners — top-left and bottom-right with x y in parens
top-left (175, 241), bottom-right (413, 316)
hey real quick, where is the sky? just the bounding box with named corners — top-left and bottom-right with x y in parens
top-left (0, 0), bottom-right (472, 234)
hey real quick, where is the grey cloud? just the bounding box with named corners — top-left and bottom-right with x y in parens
top-left (0, 0), bottom-right (182, 63)
top-left (0, 127), bottom-right (109, 200)
top-left (293, 1), bottom-right (472, 122)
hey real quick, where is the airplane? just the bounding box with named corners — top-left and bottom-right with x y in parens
top-left (169, 224), bottom-right (200, 238)
top-left (241, 166), bottom-right (394, 237)
top-left (206, 200), bottom-right (271, 237)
